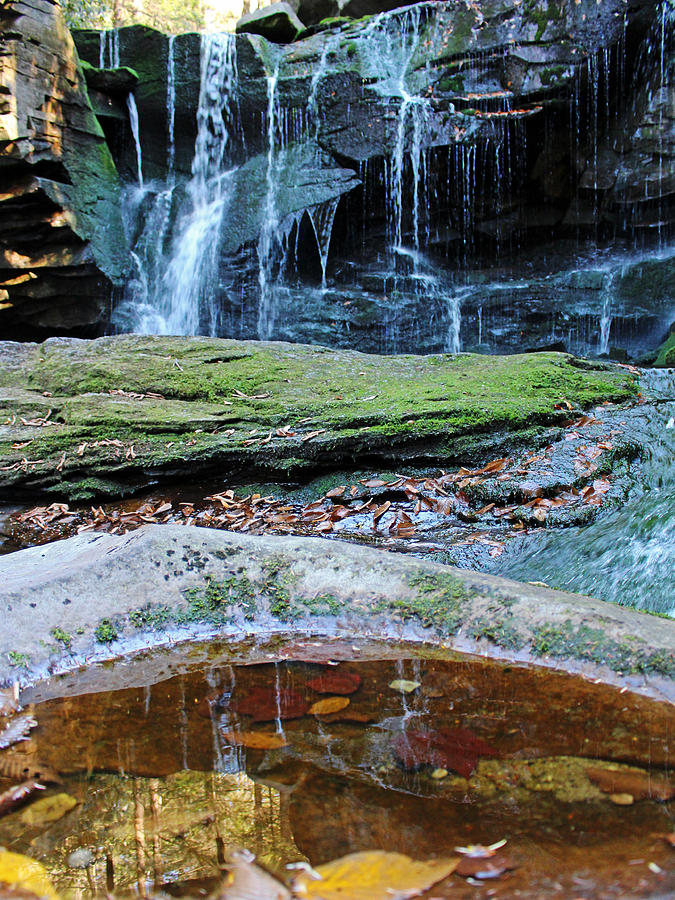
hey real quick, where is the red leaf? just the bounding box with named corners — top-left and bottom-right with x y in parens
top-left (230, 687), bottom-right (309, 722)
top-left (306, 671), bottom-right (362, 695)
top-left (393, 727), bottom-right (497, 778)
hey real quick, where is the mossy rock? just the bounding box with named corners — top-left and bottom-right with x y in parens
top-left (0, 335), bottom-right (637, 500)
top-left (654, 330), bottom-right (675, 368)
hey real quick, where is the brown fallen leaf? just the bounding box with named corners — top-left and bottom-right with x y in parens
top-left (220, 731), bottom-right (288, 750)
top-left (455, 853), bottom-right (515, 879)
top-left (215, 848), bottom-right (291, 900)
top-left (309, 697), bottom-right (351, 716)
top-left (586, 766), bottom-right (675, 801)
top-left (0, 684), bottom-right (19, 717)
top-left (0, 716), bottom-right (37, 750)
top-left (291, 850), bottom-right (458, 900)
top-left (325, 486), bottom-right (346, 498)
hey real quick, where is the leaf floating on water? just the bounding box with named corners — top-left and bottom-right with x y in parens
top-left (306, 671), bottom-right (361, 695)
top-left (0, 716), bottom-right (37, 750)
top-left (455, 853), bottom-right (515, 880)
top-left (220, 731), bottom-right (288, 750)
top-left (609, 793), bottom-right (634, 806)
top-left (20, 793), bottom-right (77, 826)
top-left (291, 850), bottom-right (458, 900)
top-left (0, 781), bottom-right (44, 820)
top-left (214, 848), bottom-right (292, 900)
top-left (393, 728), bottom-right (498, 778)
top-left (230, 688), bottom-right (309, 723)
top-left (309, 697), bottom-right (350, 716)
top-left (0, 851), bottom-right (58, 900)
top-left (586, 766), bottom-right (675, 801)
top-left (389, 680), bottom-right (421, 694)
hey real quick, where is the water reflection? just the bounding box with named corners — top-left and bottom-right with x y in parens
top-left (1, 654), bottom-right (674, 898)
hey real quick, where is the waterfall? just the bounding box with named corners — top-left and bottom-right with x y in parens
top-left (598, 271), bottom-right (615, 355)
top-left (126, 93), bottom-right (143, 187)
top-left (360, 7), bottom-right (431, 253)
top-left (116, 33), bottom-right (239, 336)
top-left (257, 58), bottom-right (281, 340)
top-left (308, 198), bottom-right (340, 288)
top-left (167, 35), bottom-right (176, 181)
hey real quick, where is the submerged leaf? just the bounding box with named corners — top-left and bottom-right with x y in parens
top-left (220, 731), bottom-right (288, 750)
top-left (389, 680), bottom-right (420, 694)
top-left (393, 727), bottom-right (497, 778)
top-left (215, 848), bottom-right (291, 900)
top-left (586, 766), bottom-right (675, 801)
top-left (20, 793), bottom-right (77, 826)
top-left (230, 688), bottom-right (309, 723)
top-left (306, 672), bottom-right (361, 695)
top-left (0, 781), bottom-right (44, 820)
top-left (291, 850), bottom-right (458, 900)
top-left (309, 697), bottom-right (350, 716)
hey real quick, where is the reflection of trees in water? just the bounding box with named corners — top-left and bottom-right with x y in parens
top-left (23, 770), bottom-right (303, 896)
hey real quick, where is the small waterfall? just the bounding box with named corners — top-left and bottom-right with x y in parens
top-left (360, 7), bottom-right (431, 253)
top-left (117, 33), bottom-right (238, 335)
top-left (126, 93), bottom-right (144, 187)
top-left (257, 58), bottom-right (282, 340)
top-left (307, 35), bottom-right (337, 139)
top-left (308, 198), bottom-right (340, 288)
top-left (597, 271), bottom-right (615, 355)
top-left (167, 35), bottom-right (176, 181)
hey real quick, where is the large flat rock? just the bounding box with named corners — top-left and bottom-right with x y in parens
top-left (0, 334), bottom-right (636, 499)
top-left (0, 525), bottom-right (673, 694)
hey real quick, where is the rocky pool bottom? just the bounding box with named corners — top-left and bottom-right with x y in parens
top-left (1, 643), bottom-right (674, 899)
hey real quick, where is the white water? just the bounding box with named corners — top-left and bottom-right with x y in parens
top-left (308, 198), bottom-right (340, 288)
top-left (126, 94), bottom-right (143, 187)
top-left (257, 59), bottom-right (281, 341)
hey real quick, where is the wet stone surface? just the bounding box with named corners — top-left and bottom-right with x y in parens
top-left (1, 647), bottom-right (674, 899)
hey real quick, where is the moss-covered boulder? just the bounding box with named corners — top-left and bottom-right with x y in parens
top-left (0, 335), bottom-right (636, 500)
top-left (655, 330), bottom-right (675, 367)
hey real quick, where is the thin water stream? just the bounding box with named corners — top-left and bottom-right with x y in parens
top-left (2, 647), bottom-right (674, 898)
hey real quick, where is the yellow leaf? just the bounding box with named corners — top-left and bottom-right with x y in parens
top-left (308, 697), bottom-right (350, 716)
top-left (0, 851), bottom-right (59, 900)
top-left (292, 850), bottom-right (458, 900)
top-left (21, 793), bottom-right (77, 826)
top-left (221, 731), bottom-right (288, 750)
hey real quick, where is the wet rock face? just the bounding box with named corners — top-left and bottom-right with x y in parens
top-left (0, 0), bottom-right (128, 338)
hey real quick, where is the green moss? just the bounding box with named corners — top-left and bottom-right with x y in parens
top-left (530, 620), bottom-right (675, 677)
top-left (94, 619), bottom-right (118, 643)
top-left (654, 331), bottom-right (675, 368)
top-left (387, 571), bottom-right (473, 633)
top-left (128, 604), bottom-right (173, 630)
top-left (297, 592), bottom-right (343, 615)
top-left (540, 64), bottom-right (567, 86)
top-left (437, 73), bottom-right (464, 93)
top-left (50, 627), bottom-right (72, 649)
top-left (469, 618), bottom-right (525, 650)
top-left (261, 558), bottom-right (300, 621)
top-left (8, 651), bottom-right (30, 669)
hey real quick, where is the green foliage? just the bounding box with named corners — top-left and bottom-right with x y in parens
top-left (62, 0), bottom-right (209, 35)
top-left (8, 651), bottom-right (30, 669)
top-left (50, 627), bottom-right (73, 649)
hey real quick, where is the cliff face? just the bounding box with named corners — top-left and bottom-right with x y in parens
top-left (0, 0), bottom-right (128, 337)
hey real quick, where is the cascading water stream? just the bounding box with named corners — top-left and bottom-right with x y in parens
top-left (308, 198), bottom-right (340, 289)
top-left (116, 33), bottom-right (238, 336)
top-left (257, 57), bottom-right (282, 340)
top-left (166, 34), bottom-right (176, 182)
top-left (126, 93), bottom-right (144, 187)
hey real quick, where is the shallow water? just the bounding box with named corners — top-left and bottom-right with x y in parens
top-left (2, 647), bottom-right (674, 898)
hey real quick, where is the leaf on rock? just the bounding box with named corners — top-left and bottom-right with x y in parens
top-left (586, 766), bottom-right (675, 801)
top-left (0, 684), bottom-right (19, 717)
top-left (309, 697), bottom-right (350, 716)
top-left (306, 672), bottom-right (362, 695)
top-left (221, 730), bottom-right (288, 750)
top-left (393, 728), bottom-right (498, 778)
top-left (0, 716), bottom-right (37, 750)
top-left (0, 851), bottom-right (58, 900)
top-left (20, 793), bottom-right (77, 826)
top-left (291, 850), bottom-right (458, 900)
top-left (230, 688), bottom-right (309, 722)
